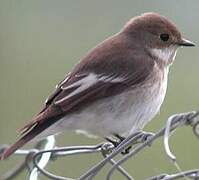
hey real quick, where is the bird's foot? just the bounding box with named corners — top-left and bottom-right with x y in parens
top-left (136, 131), bottom-right (155, 146)
top-left (105, 137), bottom-right (120, 148)
top-left (105, 134), bottom-right (132, 155)
top-left (105, 131), bottom-right (155, 155)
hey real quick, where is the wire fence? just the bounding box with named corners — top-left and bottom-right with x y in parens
top-left (1, 111), bottom-right (199, 180)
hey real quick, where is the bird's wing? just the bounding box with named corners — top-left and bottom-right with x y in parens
top-left (19, 68), bottom-right (152, 136)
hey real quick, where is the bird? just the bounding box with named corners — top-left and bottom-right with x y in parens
top-left (1, 12), bottom-right (195, 160)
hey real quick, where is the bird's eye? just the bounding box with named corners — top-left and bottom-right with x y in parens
top-left (160, 33), bottom-right (169, 42)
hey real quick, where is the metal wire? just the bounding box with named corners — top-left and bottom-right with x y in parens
top-left (30, 135), bottom-right (55, 180)
top-left (147, 169), bottom-right (199, 180)
top-left (0, 111), bottom-right (199, 180)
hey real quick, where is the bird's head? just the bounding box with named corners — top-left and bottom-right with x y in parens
top-left (122, 12), bottom-right (195, 65)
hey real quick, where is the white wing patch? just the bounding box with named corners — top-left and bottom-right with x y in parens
top-left (54, 73), bottom-right (125, 104)
top-left (98, 75), bottom-right (124, 83)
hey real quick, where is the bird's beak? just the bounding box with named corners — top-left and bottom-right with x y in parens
top-left (177, 38), bottom-right (196, 47)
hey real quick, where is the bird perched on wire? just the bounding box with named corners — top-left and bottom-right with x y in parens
top-left (1, 12), bottom-right (195, 160)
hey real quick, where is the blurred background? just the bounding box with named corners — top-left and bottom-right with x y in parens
top-left (0, 0), bottom-right (199, 179)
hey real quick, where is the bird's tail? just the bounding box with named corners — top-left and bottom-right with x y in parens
top-left (0, 114), bottom-right (61, 160)
top-left (0, 131), bottom-right (37, 160)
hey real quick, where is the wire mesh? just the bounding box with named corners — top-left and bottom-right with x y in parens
top-left (1, 111), bottom-right (199, 180)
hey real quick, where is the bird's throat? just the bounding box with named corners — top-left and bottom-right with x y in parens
top-left (151, 46), bottom-right (178, 65)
